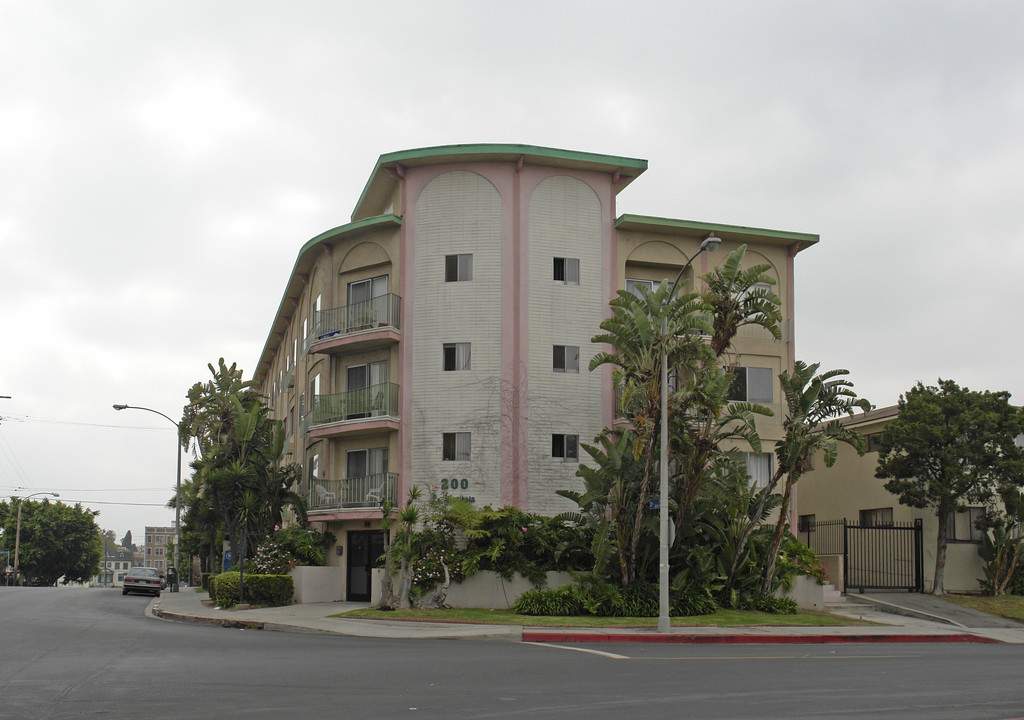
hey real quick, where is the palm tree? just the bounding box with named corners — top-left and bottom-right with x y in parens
top-left (757, 361), bottom-right (870, 594)
top-left (700, 245), bottom-right (782, 360)
top-left (670, 245), bottom-right (782, 525)
top-left (590, 284), bottom-right (709, 586)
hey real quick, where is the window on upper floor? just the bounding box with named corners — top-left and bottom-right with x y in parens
top-left (728, 367), bottom-right (773, 404)
top-left (552, 434), bottom-right (579, 460)
top-left (744, 452), bottom-right (773, 489)
top-left (443, 343), bottom-right (471, 371)
top-left (626, 278), bottom-right (656, 297)
top-left (445, 254), bottom-right (473, 282)
top-left (553, 345), bottom-right (580, 373)
top-left (866, 433), bottom-right (884, 453)
top-left (554, 257), bottom-right (580, 285)
top-left (442, 432), bottom-right (471, 461)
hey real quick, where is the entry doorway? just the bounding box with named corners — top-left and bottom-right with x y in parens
top-left (346, 530), bottom-right (385, 602)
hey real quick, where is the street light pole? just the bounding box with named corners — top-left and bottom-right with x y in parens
top-left (13, 491), bottom-right (60, 586)
top-left (658, 233), bottom-right (720, 633)
top-left (113, 403), bottom-right (182, 592)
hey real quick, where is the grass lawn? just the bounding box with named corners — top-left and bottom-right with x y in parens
top-left (943, 594), bottom-right (1024, 623)
top-left (336, 606), bottom-right (877, 627)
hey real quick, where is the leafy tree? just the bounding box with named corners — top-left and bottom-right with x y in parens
top-left (0, 499), bottom-right (103, 585)
top-left (876, 380), bottom-right (1024, 594)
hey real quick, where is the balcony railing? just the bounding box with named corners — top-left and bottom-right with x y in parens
top-left (300, 382), bottom-right (399, 434)
top-left (307, 472), bottom-right (397, 511)
top-left (304, 294), bottom-right (401, 355)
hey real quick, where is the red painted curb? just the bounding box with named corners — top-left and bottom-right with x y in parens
top-left (521, 632), bottom-right (1001, 645)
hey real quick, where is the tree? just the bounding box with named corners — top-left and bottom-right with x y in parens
top-left (876, 380), bottom-right (1024, 594)
top-left (179, 359), bottom-right (307, 565)
top-left (0, 499), bottom-right (103, 585)
top-left (757, 362), bottom-right (869, 594)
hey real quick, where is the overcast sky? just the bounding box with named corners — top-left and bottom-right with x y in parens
top-left (2, 1), bottom-right (1023, 544)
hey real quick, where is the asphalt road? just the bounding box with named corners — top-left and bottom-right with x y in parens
top-left (3, 587), bottom-right (1024, 720)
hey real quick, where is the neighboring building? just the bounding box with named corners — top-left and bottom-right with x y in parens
top-left (797, 405), bottom-right (986, 594)
top-left (143, 526), bottom-right (173, 574)
top-left (95, 547), bottom-right (133, 588)
top-left (254, 143), bottom-right (817, 601)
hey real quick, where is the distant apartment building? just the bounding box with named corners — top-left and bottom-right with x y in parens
top-left (143, 525), bottom-right (173, 574)
top-left (255, 143), bottom-right (817, 601)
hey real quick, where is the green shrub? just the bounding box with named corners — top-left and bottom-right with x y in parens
top-left (212, 571), bottom-right (294, 608)
top-left (512, 585), bottom-right (585, 616)
top-left (213, 572), bottom-right (239, 608)
top-left (201, 572), bottom-right (214, 591)
top-left (736, 594), bottom-right (798, 614)
top-left (670, 586), bottom-right (719, 616)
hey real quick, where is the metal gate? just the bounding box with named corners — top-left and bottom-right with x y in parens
top-left (802, 519), bottom-right (923, 592)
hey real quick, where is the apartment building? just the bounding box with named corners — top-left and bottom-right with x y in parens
top-left (254, 144), bottom-right (816, 600)
top-left (143, 525), bottom-right (173, 574)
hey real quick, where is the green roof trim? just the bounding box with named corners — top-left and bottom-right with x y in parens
top-left (353, 143), bottom-right (648, 220)
top-left (615, 214), bottom-right (819, 245)
top-left (253, 214), bottom-right (402, 382)
top-left (298, 214), bottom-right (402, 257)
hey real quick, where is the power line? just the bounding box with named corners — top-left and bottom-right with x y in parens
top-left (0, 414), bottom-right (173, 432)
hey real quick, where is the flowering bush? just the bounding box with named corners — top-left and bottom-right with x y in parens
top-left (251, 525), bottom-right (335, 574)
top-left (410, 546), bottom-right (464, 593)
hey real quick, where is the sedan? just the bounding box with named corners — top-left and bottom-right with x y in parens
top-left (122, 567), bottom-right (164, 597)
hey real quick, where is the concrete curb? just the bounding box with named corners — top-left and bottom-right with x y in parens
top-left (522, 631), bottom-right (1002, 644)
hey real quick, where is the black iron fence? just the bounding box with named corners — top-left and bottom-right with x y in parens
top-left (802, 518), bottom-right (923, 592)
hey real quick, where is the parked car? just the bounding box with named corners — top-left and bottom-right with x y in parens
top-left (122, 567), bottom-right (164, 597)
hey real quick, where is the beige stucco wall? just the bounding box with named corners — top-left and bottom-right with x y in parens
top-left (798, 414), bottom-right (986, 594)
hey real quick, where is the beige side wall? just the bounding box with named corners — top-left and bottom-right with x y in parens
top-left (799, 416), bottom-right (985, 594)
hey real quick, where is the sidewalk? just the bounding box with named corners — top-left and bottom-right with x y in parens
top-left (148, 588), bottom-right (1024, 644)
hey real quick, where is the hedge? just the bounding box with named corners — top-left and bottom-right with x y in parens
top-left (211, 571), bottom-right (294, 609)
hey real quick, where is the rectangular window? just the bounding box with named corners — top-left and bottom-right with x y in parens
top-left (553, 345), bottom-right (580, 373)
top-left (442, 432), bottom-right (471, 461)
top-left (728, 367), bottom-right (773, 404)
top-left (552, 434), bottom-right (579, 459)
top-left (553, 257), bottom-right (580, 285)
top-left (445, 254), bottom-right (473, 282)
top-left (866, 433), bottom-right (884, 453)
top-left (859, 507), bottom-right (894, 527)
top-left (945, 507), bottom-right (986, 542)
top-left (744, 452), bottom-right (773, 488)
top-left (310, 373), bottom-right (320, 399)
top-left (798, 514), bottom-right (816, 533)
top-left (626, 278), bottom-right (656, 297)
top-left (443, 343), bottom-right (472, 371)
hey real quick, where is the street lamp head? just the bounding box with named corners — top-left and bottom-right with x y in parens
top-left (112, 404), bottom-right (128, 411)
top-left (700, 233), bottom-right (721, 253)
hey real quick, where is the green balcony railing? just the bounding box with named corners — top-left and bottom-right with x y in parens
top-left (304, 294), bottom-right (401, 355)
top-left (300, 382), bottom-right (399, 434)
top-left (308, 472), bottom-right (397, 511)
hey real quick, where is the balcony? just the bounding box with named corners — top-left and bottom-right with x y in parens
top-left (307, 472), bottom-right (398, 512)
top-left (300, 383), bottom-right (400, 438)
top-left (304, 294), bottom-right (401, 356)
